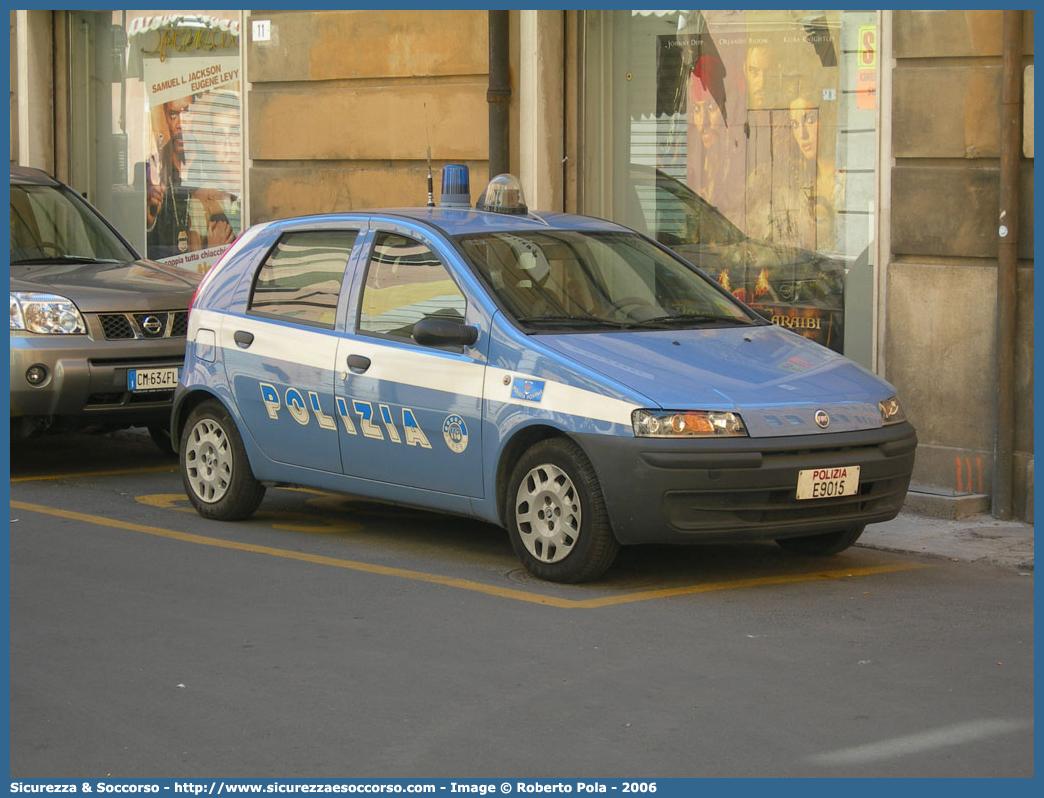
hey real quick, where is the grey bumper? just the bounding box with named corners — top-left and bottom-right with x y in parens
top-left (10, 331), bottom-right (186, 430)
top-left (577, 423), bottom-right (917, 545)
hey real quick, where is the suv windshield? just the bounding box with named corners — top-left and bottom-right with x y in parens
top-left (10, 182), bottom-right (135, 265)
top-left (456, 230), bottom-right (757, 331)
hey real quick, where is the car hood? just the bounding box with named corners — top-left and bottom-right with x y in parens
top-left (10, 258), bottom-right (200, 312)
top-left (537, 324), bottom-right (892, 436)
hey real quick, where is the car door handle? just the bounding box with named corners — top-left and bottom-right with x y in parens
top-left (347, 354), bottom-right (371, 373)
top-left (233, 330), bottom-right (254, 348)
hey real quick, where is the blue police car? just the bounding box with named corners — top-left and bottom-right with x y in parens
top-left (172, 170), bottom-right (916, 583)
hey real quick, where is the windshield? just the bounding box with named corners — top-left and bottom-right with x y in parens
top-left (456, 230), bottom-right (757, 331)
top-left (10, 183), bottom-right (136, 265)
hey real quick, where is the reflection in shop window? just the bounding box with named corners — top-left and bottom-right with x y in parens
top-left (589, 10), bottom-right (877, 358)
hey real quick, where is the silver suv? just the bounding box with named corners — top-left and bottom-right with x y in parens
top-left (10, 166), bottom-right (200, 450)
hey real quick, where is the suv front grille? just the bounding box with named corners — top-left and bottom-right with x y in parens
top-left (97, 311), bottom-right (188, 340)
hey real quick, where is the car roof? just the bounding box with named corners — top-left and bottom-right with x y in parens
top-left (10, 165), bottom-right (61, 187)
top-left (259, 207), bottom-right (634, 238)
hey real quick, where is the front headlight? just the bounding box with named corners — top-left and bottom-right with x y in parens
top-left (879, 395), bottom-right (906, 425)
top-left (632, 409), bottom-right (747, 438)
top-left (10, 292), bottom-right (86, 334)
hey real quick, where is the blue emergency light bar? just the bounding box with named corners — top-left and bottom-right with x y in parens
top-left (440, 164), bottom-right (471, 208)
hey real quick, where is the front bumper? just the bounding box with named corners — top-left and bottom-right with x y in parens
top-left (10, 330), bottom-right (186, 433)
top-left (578, 422), bottom-right (917, 545)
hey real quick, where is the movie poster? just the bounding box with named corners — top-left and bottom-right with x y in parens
top-left (135, 14), bottom-right (242, 273)
top-left (649, 11), bottom-right (847, 352)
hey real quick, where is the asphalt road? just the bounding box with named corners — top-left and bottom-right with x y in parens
top-left (8, 430), bottom-right (1034, 778)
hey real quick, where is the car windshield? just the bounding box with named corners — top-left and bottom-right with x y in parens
top-left (456, 230), bottom-right (757, 331)
top-left (10, 182), bottom-right (135, 265)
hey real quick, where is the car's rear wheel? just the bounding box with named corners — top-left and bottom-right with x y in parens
top-left (506, 438), bottom-right (619, 583)
top-left (180, 400), bottom-right (265, 520)
top-left (775, 526), bottom-right (865, 556)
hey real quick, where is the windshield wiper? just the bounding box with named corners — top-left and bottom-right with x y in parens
top-left (13, 255), bottom-right (121, 265)
top-left (515, 314), bottom-right (629, 329)
top-left (638, 313), bottom-right (760, 327)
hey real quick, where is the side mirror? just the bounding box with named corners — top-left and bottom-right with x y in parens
top-left (412, 316), bottom-right (479, 348)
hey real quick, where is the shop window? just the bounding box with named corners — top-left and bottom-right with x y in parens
top-left (67, 11), bottom-right (243, 275)
top-left (584, 10), bottom-right (878, 363)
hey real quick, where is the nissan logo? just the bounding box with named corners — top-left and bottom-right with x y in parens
top-left (814, 410), bottom-right (831, 429)
top-left (141, 315), bottom-right (164, 336)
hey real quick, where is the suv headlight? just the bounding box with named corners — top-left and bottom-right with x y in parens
top-left (10, 292), bottom-right (86, 334)
top-left (632, 409), bottom-right (747, 438)
top-left (879, 395), bottom-right (906, 425)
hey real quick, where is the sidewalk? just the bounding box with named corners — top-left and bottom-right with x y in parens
top-left (859, 512), bottom-right (1035, 571)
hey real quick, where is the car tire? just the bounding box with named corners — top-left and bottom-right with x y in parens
top-left (775, 526), bottom-right (865, 556)
top-left (180, 400), bottom-right (265, 521)
top-left (506, 437), bottom-right (620, 583)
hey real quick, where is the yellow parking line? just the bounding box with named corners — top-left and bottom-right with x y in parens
top-left (11, 465), bottom-right (178, 483)
top-left (10, 500), bottom-right (927, 608)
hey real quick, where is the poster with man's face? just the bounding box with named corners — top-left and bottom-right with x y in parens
top-left (137, 16), bottom-right (242, 273)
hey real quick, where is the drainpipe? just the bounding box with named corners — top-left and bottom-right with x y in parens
top-left (488, 11), bottom-right (511, 179)
top-left (993, 10), bottom-right (1023, 519)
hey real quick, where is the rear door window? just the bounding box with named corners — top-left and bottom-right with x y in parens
top-left (248, 230), bottom-right (359, 328)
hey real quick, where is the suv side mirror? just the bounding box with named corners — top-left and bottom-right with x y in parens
top-left (412, 316), bottom-right (479, 348)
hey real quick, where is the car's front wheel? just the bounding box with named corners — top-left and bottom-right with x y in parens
top-left (180, 400), bottom-right (265, 520)
top-left (775, 526), bottom-right (865, 556)
top-left (506, 438), bottom-right (619, 583)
